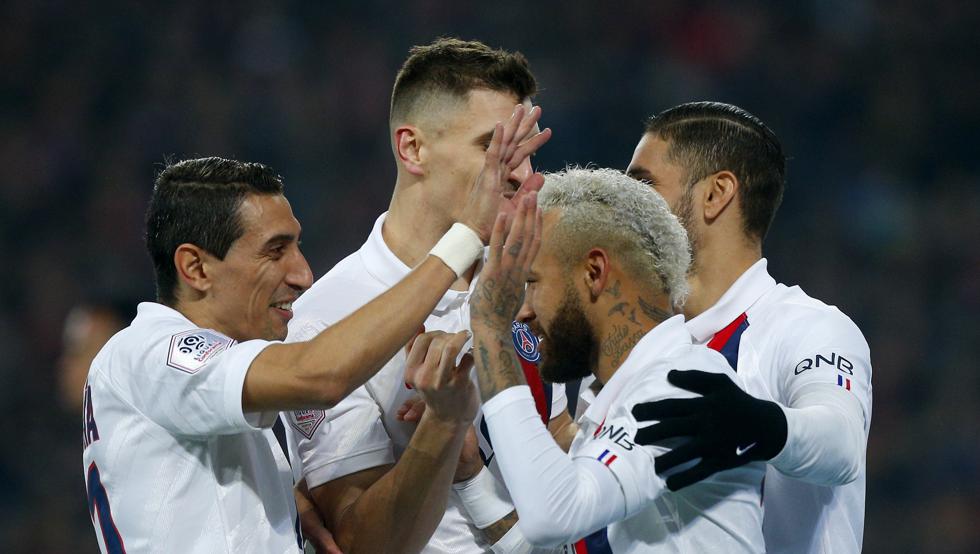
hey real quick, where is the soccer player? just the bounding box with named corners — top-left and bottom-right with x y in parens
top-left (464, 167), bottom-right (766, 552)
top-left (284, 38), bottom-right (572, 553)
top-left (626, 102), bottom-right (872, 553)
top-left (81, 149), bottom-right (533, 553)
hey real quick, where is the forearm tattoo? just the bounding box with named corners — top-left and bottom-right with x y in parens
top-left (474, 332), bottom-right (526, 403)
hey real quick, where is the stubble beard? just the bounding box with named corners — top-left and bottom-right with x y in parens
top-left (675, 185), bottom-right (702, 277)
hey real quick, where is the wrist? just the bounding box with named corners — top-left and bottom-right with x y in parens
top-left (422, 409), bottom-right (474, 431)
top-left (453, 466), bottom-right (515, 529)
top-left (429, 223), bottom-right (484, 278)
top-left (757, 399), bottom-right (789, 460)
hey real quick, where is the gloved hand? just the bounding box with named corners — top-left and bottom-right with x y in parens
top-left (631, 369), bottom-right (788, 491)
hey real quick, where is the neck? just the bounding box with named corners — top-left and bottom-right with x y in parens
top-left (593, 278), bottom-right (673, 384)
top-left (684, 232), bottom-right (761, 318)
top-left (384, 177), bottom-right (475, 289)
top-left (172, 297), bottom-right (236, 340)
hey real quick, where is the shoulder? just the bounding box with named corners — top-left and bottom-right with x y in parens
top-left (620, 345), bottom-right (734, 406)
top-left (754, 285), bottom-right (869, 351)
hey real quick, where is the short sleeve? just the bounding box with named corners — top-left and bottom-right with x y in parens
top-left (775, 311), bottom-right (872, 429)
top-left (288, 385), bottom-right (394, 488)
top-left (114, 328), bottom-right (275, 437)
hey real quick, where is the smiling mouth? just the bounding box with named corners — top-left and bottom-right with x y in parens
top-left (270, 301), bottom-right (294, 319)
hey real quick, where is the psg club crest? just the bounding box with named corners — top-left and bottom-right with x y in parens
top-left (166, 329), bottom-right (234, 374)
top-left (511, 321), bottom-right (541, 363)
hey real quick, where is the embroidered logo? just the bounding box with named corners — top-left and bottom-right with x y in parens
top-left (288, 410), bottom-right (326, 439)
top-left (511, 321), bottom-right (541, 363)
top-left (167, 329), bottom-right (234, 374)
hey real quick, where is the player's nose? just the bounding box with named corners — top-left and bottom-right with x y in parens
top-left (286, 251), bottom-right (314, 292)
top-left (516, 294), bottom-right (535, 323)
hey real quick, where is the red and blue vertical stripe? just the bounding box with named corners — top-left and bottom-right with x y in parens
top-left (707, 312), bottom-right (749, 371)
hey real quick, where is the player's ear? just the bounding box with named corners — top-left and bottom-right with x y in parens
top-left (174, 244), bottom-right (213, 296)
top-left (702, 170), bottom-right (738, 221)
top-left (584, 248), bottom-right (611, 301)
top-left (394, 125), bottom-right (425, 176)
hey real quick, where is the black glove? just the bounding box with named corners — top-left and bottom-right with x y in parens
top-left (631, 369), bottom-right (788, 491)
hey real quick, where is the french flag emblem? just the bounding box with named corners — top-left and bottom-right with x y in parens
top-left (837, 375), bottom-right (851, 391)
top-left (597, 449), bottom-right (617, 466)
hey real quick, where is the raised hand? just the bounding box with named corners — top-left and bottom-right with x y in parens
top-left (459, 104), bottom-right (551, 242)
top-left (470, 192), bottom-right (542, 330)
top-left (404, 330), bottom-right (479, 425)
top-left (468, 192), bottom-right (541, 402)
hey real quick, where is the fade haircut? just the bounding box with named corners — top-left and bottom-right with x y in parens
top-left (145, 157), bottom-right (284, 306)
top-left (645, 101), bottom-right (786, 242)
top-left (539, 167), bottom-right (692, 308)
top-left (390, 37), bottom-right (537, 127)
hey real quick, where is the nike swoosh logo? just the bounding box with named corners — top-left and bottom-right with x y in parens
top-left (735, 442), bottom-right (757, 456)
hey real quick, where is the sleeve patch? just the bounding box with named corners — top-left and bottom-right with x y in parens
top-left (288, 409), bottom-right (326, 439)
top-left (166, 329), bottom-right (235, 374)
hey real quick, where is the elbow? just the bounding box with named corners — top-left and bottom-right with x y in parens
top-left (517, 513), bottom-right (573, 548)
top-left (824, 421), bottom-right (865, 486)
top-left (312, 379), bottom-right (346, 409)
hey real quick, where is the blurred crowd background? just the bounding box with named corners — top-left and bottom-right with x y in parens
top-left (1, 0), bottom-right (977, 552)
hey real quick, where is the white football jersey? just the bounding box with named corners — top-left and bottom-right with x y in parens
top-left (81, 302), bottom-right (301, 554)
top-left (686, 259), bottom-right (872, 553)
top-left (484, 315), bottom-right (766, 553)
top-left (285, 213), bottom-right (567, 554)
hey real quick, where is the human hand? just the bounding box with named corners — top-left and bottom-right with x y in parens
top-left (459, 104), bottom-right (551, 242)
top-left (396, 384), bottom-right (483, 482)
top-left (404, 330), bottom-right (478, 425)
top-left (469, 192), bottom-right (542, 331)
top-left (395, 394), bottom-right (426, 423)
top-left (295, 485), bottom-right (344, 554)
top-left (631, 369), bottom-right (788, 491)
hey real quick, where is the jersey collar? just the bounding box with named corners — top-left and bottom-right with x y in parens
top-left (360, 212), bottom-right (482, 315)
top-left (135, 301), bottom-right (191, 324)
top-left (686, 258), bottom-right (776, 343)
top-left (581, 314), bottom-right (690, 425)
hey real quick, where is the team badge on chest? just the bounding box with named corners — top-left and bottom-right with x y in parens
top-left (511, 321), bottom-right (541, 363)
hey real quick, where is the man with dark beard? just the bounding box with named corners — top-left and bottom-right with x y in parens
top-left (461, 167), bottom-right (767, 552)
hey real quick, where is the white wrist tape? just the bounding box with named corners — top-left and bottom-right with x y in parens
top-left (490, 523), bottom-right (535, 554)
top-left (453, 466), bottom-right (514, 529)
top-left (429, 223), bottom-right (483, 278)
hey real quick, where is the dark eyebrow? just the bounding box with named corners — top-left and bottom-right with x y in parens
top-left (627, 166), bottom-right (658, 186)
top-left (474, 129), bottom-right (495, 147)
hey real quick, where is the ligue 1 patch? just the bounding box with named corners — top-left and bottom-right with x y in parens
top-left (167, 329), bottom-right (234, 374)
top-left (511, 321), bottom-right (541, 363)
top-left (288, 410), bottom-right (326, 439)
